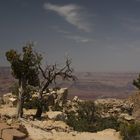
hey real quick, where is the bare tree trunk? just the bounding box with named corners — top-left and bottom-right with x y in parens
top-left (17, 92), bottom-right (23, 118)
top-left (35, 105), bottom-right (43, 119)
top-left (35, 90), bottom-right (43, 119)
top-left (35, 81), bottom-right (50, 118)
top-left (17, 79), bottom-right (25, 118)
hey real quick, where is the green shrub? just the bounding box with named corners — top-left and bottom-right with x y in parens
top-left (77, 101), bottom-right (95, 123)
top-left (23, 98), bottom-right (39, 109)
top-left (10, 82), bottom-right (19, 96)
top-left (66, 112), bottom-right (88, 131)
top-left (66, 100), bottom-right (120, 132)
top-left (66, 101), bottom-right (95, 132)
top-left (120, 122), bottom-right (140, 140)
top-left (94, 116), bottom-right (120, 131)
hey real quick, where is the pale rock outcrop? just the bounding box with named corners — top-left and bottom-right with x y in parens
top-left (26, 119), bottom-right (72, 133)
top-left (46, 111), bottom-right (67, 121)
top-left (2, 93), bottom-right (17, 107)
top-left (0, 106), bottom-right (17, 119)
top-left (55, 88), bottom-right (68, 107)
top-left (95, 98), bottom-right (134, 122)
top-left (30, 88), bottom-right (68, 111)
top-left (24, 121), bottom-right (122, 140)
top-left (0, 122), bottom-right (28, 140)
top-left (119, 113), bottom-right (134, 122)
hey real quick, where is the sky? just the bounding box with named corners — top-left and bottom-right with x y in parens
top-left (1, 0), bottom-right (140, 72)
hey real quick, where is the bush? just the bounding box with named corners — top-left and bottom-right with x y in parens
top-left (66, 101), bottom-right (95, 132)
top-left (10, 82), bottom-right (19, 96)
top-left (120, 122), bottom-right (140, 140)
top-left (66, 100), bottom-right (120, 132)
top-left (23, 98), bottom-right (39, 109)
top-left (66, 111), bottom-right (95, 132)
top-left (94, 116), bottom-right (120, 131)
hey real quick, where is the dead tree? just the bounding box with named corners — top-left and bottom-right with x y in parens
top-left (35, 58), bottom-right (76, 118)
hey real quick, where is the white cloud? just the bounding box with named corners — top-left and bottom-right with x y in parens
top-left (65, 35), bottom-right (93, 43)
top-left (44, 3), bottom-right (91, 32)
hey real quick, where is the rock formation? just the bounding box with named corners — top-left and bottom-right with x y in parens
top-left (1, 88), bottom-right (136, 140)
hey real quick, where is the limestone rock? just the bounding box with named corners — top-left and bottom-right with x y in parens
top-left (0, 122), bottom-right (27, 140)
top-left (28, 119), bottom-right (71, 132)
top-left (95, 98), bottom-right (134, 119)
top-left (46, 111), bottom-right (67, 121)
top-left (120, 113), bottom-right (134, 121)
top-left (0, 106), bottom-right (17, 118)
top-left (2, 93), bottom-right (17, 107)
top-left (2, 128), bottom-right (26, 140)
top-left (6, 119), bottom-right (13, 125)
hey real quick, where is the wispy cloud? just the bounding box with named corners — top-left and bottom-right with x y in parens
top-left (65, 35), bottom-right (93, 43)
top-left (50, 25), bottom-right (93, 43)
top-left (44, 3), bottom-right (91, 32)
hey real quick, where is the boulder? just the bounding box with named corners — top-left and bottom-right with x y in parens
top-left (120, 113), bottom-right (135, 121)
top-left (55, 88), bottom-right (68, 107)
top-left (0, 106), bottom-right (17, 118)
top-left (2, 128), bottom-right (26, 140)
top-left (25, 88), bottom-right (68, 111)
top-left (2, 93), bottom-right (17, 107)
top-left (26, 119), bottom-right (72, 133)
top-left (3, 93), bottom-right (13, 104)
top-left (73, 96), bottom-right (79, 102)
top-left (0, 123), bottom-right (11, 138)
top-left (8, 98), bottom-right (17, 107)
top-left (0, 122), bottom-right (27, 140)
top-left (46, 111), bottom-right (67, 121)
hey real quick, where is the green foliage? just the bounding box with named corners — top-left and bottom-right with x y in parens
top-left (10, 82), bottom-right (39, 108)
top-left (23, 98), bottom-right (39, 109)
top-left (120, 122), bottom-right (140, 140)
top-left (67, 112), bottom-right (93, 132)
top-left (66, 101), bottom-right (120, 132)
top-left (5, 43), bottom-right (42, 86)
top-left (6, 43), bottom-right (42, 117)
top-left (133, 74), bottom-right (140, 90)
top-left (10, 82), bottom-right (19, 96)
top-left (77, 101), bottom-right (95, 123)
top-left (66, 101), bottom-right (96, 132)
top-left (94, 116), bottom-right (120, 131)
top-left (67, 113), bottom-right (120, 132)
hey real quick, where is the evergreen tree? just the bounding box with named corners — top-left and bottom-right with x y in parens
top-left (133, 74), bottom-right (140, 90)
top-left (5, 43), bottom-right (42, 118)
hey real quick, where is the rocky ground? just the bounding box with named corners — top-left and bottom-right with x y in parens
top-left (24, 124), bottom-right (121, 140)
top-left (0, 106), bottom-right (122, 140)
top-left (0, 89), bottom-right (137, 140)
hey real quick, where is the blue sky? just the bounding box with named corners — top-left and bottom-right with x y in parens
top-left (1, 0), bottom-right (140, 72)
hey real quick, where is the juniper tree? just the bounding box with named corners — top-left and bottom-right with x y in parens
top-left (133, 74), bottom-right (140, 90)
top-left (6, 42), bottom-right (76, 119)
top-left (5, 43), bottom-right (42, 118)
